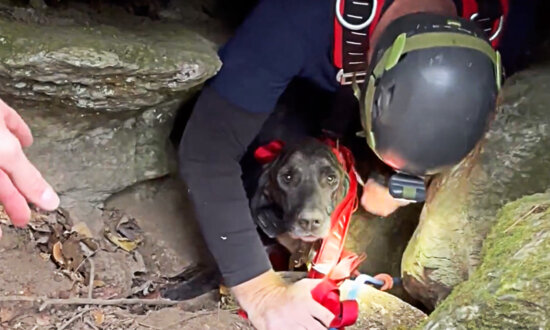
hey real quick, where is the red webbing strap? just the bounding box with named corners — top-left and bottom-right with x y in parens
top-left (460, 0), bottom-right (510, 49)
top-left (461, 0), bottom-right (479, 20)
top-left (333, 0), bottom-right (386, 85)
top-left (368, 0), bottom-right (386, 37)
top-left (491, 0), bottom-right (509, 48)
top-left (333, 0), bottom-right (345, 69)
top-left (307, 139), bottom-right (365, 329)
top-left (311, 279), bottom-right (359, 329)
top-left (254, 139), bottom-right (285, 164)
top-left (307, 139), bottom-right (360, 280)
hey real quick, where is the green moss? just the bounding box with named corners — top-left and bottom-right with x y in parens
top-left (0, 17), bottom-right (218, 69)
top-left (0, 10), bottom-right (221, 111)
top-left (418, 192), bottom-right (550, 329)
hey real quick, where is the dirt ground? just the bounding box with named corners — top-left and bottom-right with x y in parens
top-left (0, 175), bottom-right (253, 330)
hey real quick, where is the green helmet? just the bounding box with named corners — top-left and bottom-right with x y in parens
top-left (357, 13), bottom-right (503, 177)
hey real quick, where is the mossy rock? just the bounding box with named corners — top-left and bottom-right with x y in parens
top-left (0, 1), bottom-right (222, 111)
top-left (401, 62), bottom-right (550, 308)
top-left (419, 192), bottom-right (550, 329)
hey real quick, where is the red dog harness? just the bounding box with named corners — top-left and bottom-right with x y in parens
top-left (334, 0), bottom-right (509, 85)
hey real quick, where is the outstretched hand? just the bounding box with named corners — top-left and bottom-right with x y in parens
top-left (360, 178), bottom-right (410, 217)
top-left (0, 99), bottom-right (59, 237)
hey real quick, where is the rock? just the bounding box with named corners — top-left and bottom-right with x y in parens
top-left (419, 192), bottom-right (550, 329)
top-left (10, 97), bottom-right (185, 234)
top-left (135, 307), bottom-right (253, 330)
top-left (345, 205), bottom-right (422, 304)
top-left (86, 249), bottom-right (146, 299)
top-left (401, 63), bottom-right (550, 309)
top-left (105, 176), bottom-right (211, 277)
top-left (339, 279), bottom-right (427, 329)
top-left (0, 2), bottom-right (222, 112)
top-left (0, 2), bottom-right (223, 233)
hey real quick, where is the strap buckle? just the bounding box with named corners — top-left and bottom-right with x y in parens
top-left (335, 0), bottom-right (378, 31)
top-left (311, 262), bottom-right (332, 275)
top-left (336, 69), bottom-right (367, 85)
top-left (470, 12), bottom-right (504, 42)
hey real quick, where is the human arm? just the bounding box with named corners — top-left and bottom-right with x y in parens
top-left (178, 0), bottom-right (335, 328)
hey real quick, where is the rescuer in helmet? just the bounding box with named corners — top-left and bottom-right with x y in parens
top-left (177, 1), bottom-right (508, 329)
top-left (0, 0), bottom-right (521, 329)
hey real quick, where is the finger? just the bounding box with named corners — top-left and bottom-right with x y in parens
top-left (308, 300), bottom-right (335, 328)
top-left (0, 169), bottom-right (31, 227)
top-left (0, 225), bottom-right (3, 239)
top-left (0, 99), bottom-right (33, 148)
top-left (0, 131), bottom-right (59, 211)
top-left (301, 317), bottom-right (328, 330)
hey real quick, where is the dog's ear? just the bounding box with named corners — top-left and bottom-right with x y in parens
top-left (331, 166), bottom-right (351, 210)
top-left (250, 163), bottom-right (287, 239)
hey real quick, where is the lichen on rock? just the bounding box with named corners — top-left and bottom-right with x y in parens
top-left (419, 192), bottom-right (550, 329)
top-left (0, 1), bottom-right (222, 112)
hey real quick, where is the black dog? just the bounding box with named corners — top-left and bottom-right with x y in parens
top-left (250, 138), bottom-right (349, 243)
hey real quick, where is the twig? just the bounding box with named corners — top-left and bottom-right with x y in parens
top-left (38, 297), bottom-right (179, 312)
top-left (0, 296), bottom-right (36, 302)
top-left (88, 258), bottom-right (95, 299)
top-left (59, 307), bottom-right (91, 330)
top-left (85, 319), bottom-right (100, 330)
top-left (503, 205), bottom-right (541, 233)
top-left (73, 249), bottom-right (98, 274)
top-left (159, 311), bottom-right (216, 329)
top-left (0, 296), bottom-right (178, 311)
top-left (136, 321), bottom-right (162, 329)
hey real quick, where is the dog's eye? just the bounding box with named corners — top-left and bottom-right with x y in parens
top-left (327, 175), bottom-right (337, 184)
top-left (282, 173), bottom-right (293, 183)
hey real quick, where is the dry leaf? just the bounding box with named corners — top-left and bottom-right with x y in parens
top-left (116, 217), bottom-right (143, 241)
top-left (61, 235), bottom-right (85, 271)
top-left (71, 222), bottom-right (93, 239)
top-left (93, 280), bottom-right (105, 288)
top-left (35, 235), bottom-right (50, 244)
top-left (105, 232), bottom-right (140, 252)
top-left (80, 238), bottom-right (99, 252)
top-left (91, 309), bottom-right (104, 325)
top-left (35, 313), bottom-right (50, 326)
top-left (219, 285), bottom-right (230, 296)
top-left (0, 308), bottom-right (15, 323)
top-left (52, 241), bottom-right (65, 265)
top-left (27, 222), bottom-right (51, 233)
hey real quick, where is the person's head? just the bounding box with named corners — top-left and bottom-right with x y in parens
top-left (357, 13), bottom-right (503, 178)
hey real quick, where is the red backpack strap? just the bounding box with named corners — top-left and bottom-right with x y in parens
top-left (333, 0), bottom-right (386, 86)
top-left (460, 0), bottom-right (509, 49)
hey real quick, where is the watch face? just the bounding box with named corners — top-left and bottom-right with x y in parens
top-left (388, 173), bottom-right (426, 202)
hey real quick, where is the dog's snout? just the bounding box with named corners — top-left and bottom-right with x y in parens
top-left (297, 210), bottom-right (324, 231)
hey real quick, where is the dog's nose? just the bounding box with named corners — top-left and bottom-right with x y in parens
top-left (297, 211), bottom-right (324, 231)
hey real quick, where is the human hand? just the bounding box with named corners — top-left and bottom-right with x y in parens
top-left (360, 178), bottom-right (410, 217)
top-left (0, 99), bottom-right (60, 236)
top-left (232, 270), bottom-right (334, 330)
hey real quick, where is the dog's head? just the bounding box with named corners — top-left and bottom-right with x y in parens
top-left (250, 138), bottom-right (349, 242)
